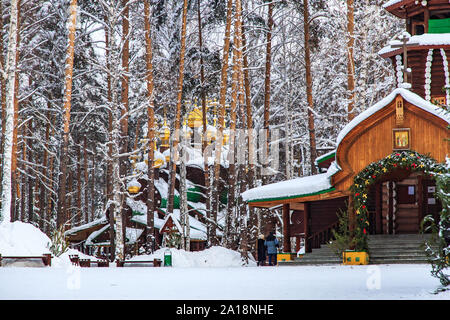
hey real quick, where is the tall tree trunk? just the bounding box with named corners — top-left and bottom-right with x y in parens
top-left (118, 0), bottom-right (130, 259)
top-left (262, 0), bottom-right (273, 184)
top-left (212, 0), bottom-right (233, 246)
top-left (0, 0), bottom-right (6, 176)
top-left (347, 0), bottom-right (356, 121)
top-left (91, 152), bottom-right (95, 221)
top-left (120, 0), bottom-right (130, 174)
top-left (67, 167), bottom-right (73, 228)
top-left (76, 143), bottom-right (82, 225)
top-left (102, 1), bottom-right (129, 262)
top-left (234, 0), bottom-right (248, 261)
top-left (197, 0), bottom-right (211, 246)
top-left (225, 0), bottom-right (246, 248)
top-left (144, 0), bottom-right (156, 252)
top-left (57, 0), bottom-right (77, 228)
top-left (83, 136), bottom-right (89, 223)
top-left (27, 112), bottom-right (34, 223)
top-left (303, 0), bottom-right (317, 175)
top-left (104, 15), bottom-right (115, 261)
top-left (241, 17), bottom-right (257, 256)
top-left (180, 133), bottom-right (190, 251)
top-left (11, 0), bottom-right (21, 222)
top-left (167, 0), bottom-right (189, 215)
top-left (1, 0), bottom-right (20, 224)
top-left (39, 110), bottom-right (51, 231)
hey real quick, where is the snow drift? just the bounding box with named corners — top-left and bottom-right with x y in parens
top-left (0, 221), bottom-right (52, 256)
top-left (130, 246), bottom-right (256, 268)
top-left (0, 221), bottom-right (252, 268)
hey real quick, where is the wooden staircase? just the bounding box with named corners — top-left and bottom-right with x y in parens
top-left (279, 234), bottom-right (436, 265)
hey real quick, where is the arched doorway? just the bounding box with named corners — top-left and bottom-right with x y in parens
top-left (352, 151), bottom-right (444, 236)
top-left (366, 170), bottom-right (441, 234)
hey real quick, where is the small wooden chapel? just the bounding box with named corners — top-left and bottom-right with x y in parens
top-left (242, 0), bottom-right (450, 255)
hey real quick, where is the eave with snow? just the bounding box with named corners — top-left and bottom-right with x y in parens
top-left (383, 0), bottom-right (450, 19)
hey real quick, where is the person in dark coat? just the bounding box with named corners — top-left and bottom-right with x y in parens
top-left (264, 232), bottom-right (279, 266)
top-left (257, 234), bottom-right (266, 266)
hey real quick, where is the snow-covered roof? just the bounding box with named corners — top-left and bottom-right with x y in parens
top-left (158, 209), bottom-right (210, 240)
top-left (382, 0), bottom-right (407, 8)
top-left (314, 150), bottom-right (336, 165)
top-left (85, 225), bottom-right (144, 246)
top-left (336, 88), bottom-right (450, 150)
top-left (65, 216), bottom-right (108, 236)
top-left (131, 210), bottom-right (166, 230)
top-left (242, 162), bottom-right (340, 203)
top-left (378, 33), bottom-right (450, 57)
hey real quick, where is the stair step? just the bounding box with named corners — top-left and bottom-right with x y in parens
top-left (279, 234), bottom-right (435, 265)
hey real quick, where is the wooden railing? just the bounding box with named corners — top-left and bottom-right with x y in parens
top-left (306, 221), bottom-right (339, 252)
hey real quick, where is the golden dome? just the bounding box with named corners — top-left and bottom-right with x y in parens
top-left (128, 186), bottom-right (140, 194)
top-left (127, 179), bottom-right (141, 194)
top-left (144, 144), bottom-right (165, 168)
top-left (187, 105), bottom-right (203, 128)
top-left (160, 119), bottom-right (170, 147)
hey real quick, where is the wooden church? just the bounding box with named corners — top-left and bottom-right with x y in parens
top-left (242, 0), bottom-right (449, 255)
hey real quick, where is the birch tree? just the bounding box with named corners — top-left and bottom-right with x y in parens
top-left (1, 0), bottom-right (20, 225)
top-left (347, 0), bottom-right (355, 121)
top-left (212, 0), bottom-right (233, 245)
top-left (167, 0), bottom-right (189, 216)
top-left (144, 0), bottom-right (156, 252)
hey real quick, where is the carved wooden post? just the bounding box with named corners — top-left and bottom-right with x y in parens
top-left (282, 203), bottom-right (291, 252)
top-left (304, 202), bottom-right (310, 253)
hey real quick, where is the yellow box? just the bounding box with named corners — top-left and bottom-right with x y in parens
top-left (277, 253), bottom-right (293, 262)
top-left (342, 251), bottom-right (369, 265)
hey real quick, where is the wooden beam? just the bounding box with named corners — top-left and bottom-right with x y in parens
top-left (290, 202), bottom-right (305, 211)
top-left (282, 204), bottom-right (291, 252)
top-left (247, 190), bottom-right (345, 208)
top-left (304, 202), bottom-right (310, 253)
top-left (375, 182), bottom-right (382, 234)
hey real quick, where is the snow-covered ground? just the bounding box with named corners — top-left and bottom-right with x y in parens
top-left (0, 264), bottom-right (449, 300)
top-left (0, 221), bottom-right (449, 300)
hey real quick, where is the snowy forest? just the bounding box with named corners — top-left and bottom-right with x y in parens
top-left (0, 0), bottom-right (405, 261)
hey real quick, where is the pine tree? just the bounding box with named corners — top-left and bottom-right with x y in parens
top-left (57, 0), bottom-right (78, 228)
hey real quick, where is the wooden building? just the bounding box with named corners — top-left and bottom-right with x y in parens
top-left (243, 0), bottom-right (450, 255)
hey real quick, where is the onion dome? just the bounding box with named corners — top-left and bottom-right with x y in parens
top-left (187, 105), bottom-right (203, 128)
top-left (144, 145), bottom-right (166, 169)
top-left (153, 148), bottom-right (166, 168)
top-left (160, 118), bottom-right (170, 148)
top-left (127, 178), bottom-right (141, 194)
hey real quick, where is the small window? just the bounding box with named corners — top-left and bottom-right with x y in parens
top-left (415, 24), bottom-right (425, 35)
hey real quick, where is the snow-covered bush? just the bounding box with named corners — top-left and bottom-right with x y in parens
top-left (49, 225), bottom-right (69, 257)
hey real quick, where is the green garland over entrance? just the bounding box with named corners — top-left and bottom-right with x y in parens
top-left (349, 150), bottom-right (446, 252)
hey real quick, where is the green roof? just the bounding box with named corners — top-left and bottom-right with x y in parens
top-left (429, 18), bottom-right (450, 34)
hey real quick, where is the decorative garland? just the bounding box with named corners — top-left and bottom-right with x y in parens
top-left (440, 48), bottom-right (450, 104)
top-left (395, 54), bottom-right (403, 86)
top-left (349, 150), bottom-right (445, 252)
top-left (425, 49), bottom-right (434, 101)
